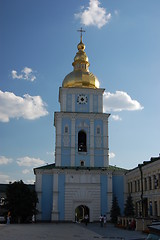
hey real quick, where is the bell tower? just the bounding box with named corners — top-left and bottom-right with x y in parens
top-left (54, 30), bottom-right (110, 168)
top-left (34, 30), bottom-right (127, 223)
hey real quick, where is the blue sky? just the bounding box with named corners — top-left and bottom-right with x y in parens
top-left (0, 0), bottom-right (160, 184)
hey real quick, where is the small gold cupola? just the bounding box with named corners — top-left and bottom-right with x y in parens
top-left (62, 29), bottom-right (100, 89)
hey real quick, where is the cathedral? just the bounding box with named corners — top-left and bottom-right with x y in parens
top-left (34, 32), bottom-right (127, 222)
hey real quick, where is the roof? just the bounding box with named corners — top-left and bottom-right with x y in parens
top-left (34, 163), bottom-right (127, 173)
top-left (126, 156), bottom-right (160, 174)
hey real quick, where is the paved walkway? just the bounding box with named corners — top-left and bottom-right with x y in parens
top-left (0, 223), bottom-right (147, 240)
top-left (83, 223), bottom-right (147, 239)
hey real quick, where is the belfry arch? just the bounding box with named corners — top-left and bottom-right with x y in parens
top-left (78, 130), bottom-right (87, 152)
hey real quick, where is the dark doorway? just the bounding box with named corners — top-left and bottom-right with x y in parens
top-left (75, 205), bottom-right (89, 223)
top-left (78, 131), bottom-right (87, 152)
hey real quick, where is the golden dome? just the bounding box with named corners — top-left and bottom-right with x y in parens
top-left (62, 39), bottom-right (100, 89)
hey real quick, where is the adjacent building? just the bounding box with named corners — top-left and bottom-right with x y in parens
top-left (126, 156), bottom-right (160, 219)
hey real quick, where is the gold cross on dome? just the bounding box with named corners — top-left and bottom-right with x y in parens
top-left (77, 27), bottom-right (85, 42)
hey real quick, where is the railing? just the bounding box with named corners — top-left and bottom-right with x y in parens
top-left (117, 216), bottom-right (152, 231)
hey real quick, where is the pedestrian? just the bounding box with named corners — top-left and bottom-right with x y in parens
top-left (84, 214), bottom-right (88, 226)
top-left (103, 215), bottom-right (107, 227)
top-left (7, 211), bottom-right (11, 224)
top-left (99, 214), bottom-right (103, 227)
top-left (32, 214), bottom-right (35, 223)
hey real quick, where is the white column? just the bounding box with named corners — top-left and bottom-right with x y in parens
top-left (35, 173), bottom-right (42, 220)
top-left (72, 94), bottom-right (75, 112)
top-left (98, 94), bottom-right (102, 113)
top-left (55, 116), bottom-right (62, 166)
top-left (61, 92), bottom-right (66, 111)
top-left (107, 173), bottom-right (112, 220)
top-left (90, 119), bottom-right (94, 167)
top-left (89, 94), bottom-right (93, 112)
top-left (103, 119), bottom-right (108, 167)
top-left (71, 117), bottom-right (76, 166)
top-left (52, 173), bottom-right (59, 221)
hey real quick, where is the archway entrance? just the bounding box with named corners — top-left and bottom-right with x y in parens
top-left (75, 205), bottom-right (90, 223)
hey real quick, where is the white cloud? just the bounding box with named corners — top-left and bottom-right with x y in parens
top-left (0, 90), bottom-right (48, 122)
top-left (114, 10), bottom-right (119, 16)
top-left (25, 179), bottom-right (35, 184)
top-left (12, 70), bottom-right (23, 79)
top-left (22, 169), bottom-right (30, 174)
top-left (0, 173), bottom-right (10, 183)
top-left (111, 115), bottom-right (122, 121)
top-left (103, 91), bottom-right (144, 112)
top-left (0, 156), bottom-right (12, 165)
top-left (17, 156), bottom-right (45, 167)
top-left (46, 151), bottom-right (55, 156)
top-left (12, 67), bottom-right (36, 82)
top-left (109, 152), bottom-right (115, 159)
top-left (75, 0), bottom-right (111, 29)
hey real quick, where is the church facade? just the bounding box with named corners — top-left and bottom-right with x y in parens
top-left (34, 34), bottom-right (127, 222)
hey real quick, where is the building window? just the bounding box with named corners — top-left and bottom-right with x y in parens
top-left (149, 201), bottom-right (152, 216)
top-left (154, 201), bottom-right (158, 216)
top-left (135, 181), bottom-right (137, 192)
top-left (65, 126), bottom-right (68, 133)
top-left (78, 130), bottom-right (87, 152)
top-left (154, 175), bottom-right (158, 189)
top-left (128, 183), bottom-right (130, 193)
top-left (138, 180), bottom-right (140, 192)
top-left (158, 174), bottom-right (160, 189)
top-left (96, 127), bottom-right (100, 134)
top-left (80, 160), bottom-right (85, 167)
top-left (144, 178), bottom-right (147, 191)
top-left (149, 176), bottom-right (152, 190)
top-left (128, 182), bottom-right (132, 193)
top-left (130, 182), bottom-right (132, 193)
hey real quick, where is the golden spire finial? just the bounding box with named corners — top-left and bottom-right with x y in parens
top-left (77, 27), bottom-right (85, 43)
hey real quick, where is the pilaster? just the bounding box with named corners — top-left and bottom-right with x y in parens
top-left (71, 117), bottom-right (76, 166)
top-left (52, 173), bottom-right (59, 221)
top-left (55, 116), bottom-right (62, 166)
top-left (90, 119), bottom-right (94, 167)
top-left (107, 173), bottom-right (113, 219)
top-left (35, 173), bottom-right (42, 220)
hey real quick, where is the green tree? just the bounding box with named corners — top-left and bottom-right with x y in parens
top-left (5, 180), bottom-right (38, 223)
top-left (110, 196), bottom-right (121, 223)
top-left (124, 194), bottom-right (134, 217)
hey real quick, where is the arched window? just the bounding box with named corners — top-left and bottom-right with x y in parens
top-left (96, 127), bottom-right (101, 135)
top-left (80, 160), bottom-right (85, 166)
top-left (78, 130), bottom-right (87, 152)
top-left (64, 126), bottom-right (68, 133)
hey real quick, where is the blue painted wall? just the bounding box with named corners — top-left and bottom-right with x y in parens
top-left (100, 174), bottom-right (108, 215)
top-left (94, 154), bottom-right (103, 167)
top-left (58, 174), bottom-right (65, 220)
top-left (93, 95), bottom-right (98, 112)
top-left (66, 94), bottom-right (72, 112)
top-left (42, 174), bottom-right (53, 221)
top-left (112, 175), bottom-right (124, 215)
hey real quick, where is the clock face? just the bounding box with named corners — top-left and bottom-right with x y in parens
top-left (77, 94), bottom-right (88, 104)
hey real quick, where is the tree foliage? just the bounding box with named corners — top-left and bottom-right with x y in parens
top-left (5, 180), bottom-right (38, 223)
top-left (110, 196), bottom-right (121, 223)
top-left (124, 194), bottom-right (134, 217)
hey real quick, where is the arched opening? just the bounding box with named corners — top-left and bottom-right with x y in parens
top-left (75, 205), bottom-right (90, 223)
top-left (78, 130), bottom-right (87, 152)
